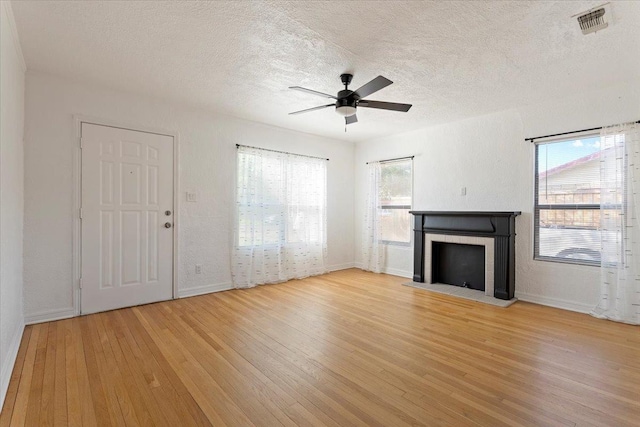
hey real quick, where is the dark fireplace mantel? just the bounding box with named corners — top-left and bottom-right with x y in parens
top-left (409, 211), bottom-right (521, 300)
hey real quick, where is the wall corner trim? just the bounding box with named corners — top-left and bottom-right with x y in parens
top-left (2, 1), bottom-right (27, 72)
top-left (0, 321), bottom-right (25, 410)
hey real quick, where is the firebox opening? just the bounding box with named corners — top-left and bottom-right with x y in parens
top-left (431, 242), bottom-right (485, 291)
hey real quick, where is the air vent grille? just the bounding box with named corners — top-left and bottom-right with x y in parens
top-left (576, 7), bottom-right (608, 35)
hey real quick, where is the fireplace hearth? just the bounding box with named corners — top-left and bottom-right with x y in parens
top-left (409, 211), bottom-right (520, 300)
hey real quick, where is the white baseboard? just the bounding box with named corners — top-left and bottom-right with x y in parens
top-left (25, 307), bottom-right (75, 325)
top-left (515, 292), bottom-right (594, 314)
top-left (178, 282), bottom-right (233, 298)
top-left (381, 267), bottom-right (413, 279)
top-left (1, 321), bottom-right (25, 410)
top-left (327, 262), bottom-right (356, 272)
top-left (178, 266), bottom-right (359, 298)
top-left (178, 266), bottom-right (360, 297)
top-left (352, 262), bottom-right (413, 279)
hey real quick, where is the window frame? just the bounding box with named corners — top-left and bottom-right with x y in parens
top-left (533, 133), bottom-right (602, 267)
top-left (378, 158), bottom-right (413, 246)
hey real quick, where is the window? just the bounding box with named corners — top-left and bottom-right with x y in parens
top-left (379, 159), bottom-right (413, 244)
top-left (232, 145), bottom-right (328, 287)
top-left (534, 135), bottom-right (603, 265)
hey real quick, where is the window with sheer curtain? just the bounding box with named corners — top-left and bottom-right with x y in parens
top-left (362, 158), bottom-right (413, 273)
top-left (231, 146), bottom-right (327, 288)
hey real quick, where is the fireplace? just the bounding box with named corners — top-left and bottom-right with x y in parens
top-left (409, 211), bottom-right (520, 300)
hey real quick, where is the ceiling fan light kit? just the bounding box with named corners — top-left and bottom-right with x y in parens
top-left (335, 105), bottom-right (357, 117)
top-left (288, 73), bottom-right (412, 127)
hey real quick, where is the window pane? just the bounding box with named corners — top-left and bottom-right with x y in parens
top-left (537, 225), bottom-right (601, 263)
top-left (380, 208), bottom-right (411, 243)
top-left (380, 161), bottom-right (412, 207)
top-left (537, 208), bottom-right (601, 262)
top-left (537, 137), bottom-right (601, 205)
top-left (538, 208), bottom-right (600, 229)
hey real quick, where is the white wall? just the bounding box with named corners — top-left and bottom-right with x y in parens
top-left (355, 82), bottom-right (640, 313)
top-left (0, 1), bottom-right (26, 408)
top-left (23, 71), bottom-right (355, 321)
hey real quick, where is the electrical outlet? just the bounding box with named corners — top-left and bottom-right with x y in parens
top-left (186, 192), bottom-right (197, 202)
top-left (195, 264), bottom-right (202, 274)
top-left (461, 187), bottom-right (467, 196)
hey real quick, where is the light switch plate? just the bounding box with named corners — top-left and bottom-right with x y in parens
top-left (186, 192), bottom-right (197, 202)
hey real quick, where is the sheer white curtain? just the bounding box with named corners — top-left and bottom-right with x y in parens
top-left (362, 161), bottom-right (384, 272)
top-left (592, 122), bottom-right (640, 324)
top-left (232, 146), bottom-right (327, 288)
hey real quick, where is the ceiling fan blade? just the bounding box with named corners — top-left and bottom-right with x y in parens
top-left (289, 104), bottom-right (335, 115)
top-left (346, 114), bottom-right (358, 125)
top-left (352, 76), bottom-right (393, 99)
top-left (289, 86), bottom-right (337, 99)
top-left (358, 100), bottom-right (412, 112)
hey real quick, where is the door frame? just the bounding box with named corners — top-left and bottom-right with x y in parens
top-left (73, 115), bottom-right (180, 315)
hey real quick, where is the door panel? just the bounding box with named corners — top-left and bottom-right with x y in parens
top-left (81, 123), bottom-right (174, 314)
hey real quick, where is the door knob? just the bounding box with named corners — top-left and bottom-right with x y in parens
top-left (164, 222), bottom-right (172, 228)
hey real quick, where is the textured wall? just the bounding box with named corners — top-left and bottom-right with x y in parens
top-left (0, 2), bottom-right (26, 408)
top-left (23, 71), bottom-right (355, 320)
top-left (354, 82), bottom-right (640, 312)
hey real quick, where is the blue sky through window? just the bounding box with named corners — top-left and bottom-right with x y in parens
top-left (537, 136), bottom-right (600, 171)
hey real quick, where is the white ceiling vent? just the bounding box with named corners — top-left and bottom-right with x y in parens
top-left (574, 3), bottom-right (612, 35)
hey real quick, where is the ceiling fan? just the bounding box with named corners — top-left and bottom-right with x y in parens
top-left (288, 74), bottom-right (412, 126)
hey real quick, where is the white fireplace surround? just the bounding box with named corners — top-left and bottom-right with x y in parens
top-left (424, 233), bottom-right (495, 297)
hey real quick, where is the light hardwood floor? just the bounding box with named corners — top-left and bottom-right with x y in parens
top-left (1, 269), bottom-right (639, 426)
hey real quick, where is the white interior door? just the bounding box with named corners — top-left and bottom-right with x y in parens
top-left (81, 123), bottom-right (174, 314)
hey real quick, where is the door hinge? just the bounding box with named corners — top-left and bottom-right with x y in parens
top-left (79, 208), bottom-right (83, 219)
top-left (79, 137), bottom-right (83, 149)
top-left (79, 277), bottom-right (83, 289)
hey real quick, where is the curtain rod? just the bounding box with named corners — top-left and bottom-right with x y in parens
top-left (236, 144), bottom-right (329, 161)
top-left (366, 155), bottom-right (414, 165)
top-left (525, 120), bottom-right (640, 143)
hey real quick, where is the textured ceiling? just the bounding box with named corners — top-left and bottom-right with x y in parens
top-left (11, 1), bottom-right (640, 142)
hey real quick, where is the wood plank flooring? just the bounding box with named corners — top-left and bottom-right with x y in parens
top-left (1, 269), bottom-right (639, 426)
